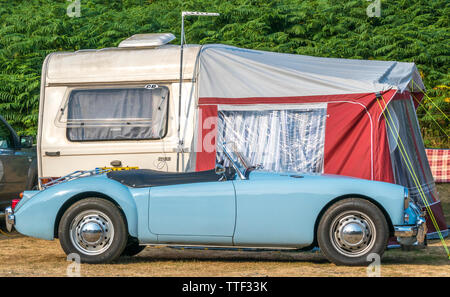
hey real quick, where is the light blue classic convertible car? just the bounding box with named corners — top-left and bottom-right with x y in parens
top-left (5, 144), bottom-right (426, 265)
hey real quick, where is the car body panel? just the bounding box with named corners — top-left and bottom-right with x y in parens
top-left (131, 187), bottom-right (158, 243)
top-left (232, 172), bottom-right (404, 247)
top-left (14, 170), bottom-right (406, 248)
top-left (149, 180), bottom-right (236, 237)
top-left (14, 175), bottom-right (138, 240)
top-left (0, 115), bottom-right (37, 210)
top-left (157, 235), bottom-right (233, 246)
top-left (0, 149), bottom-right (29, 207)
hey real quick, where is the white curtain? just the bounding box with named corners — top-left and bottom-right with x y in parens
top-left (216, 106), bottom-right (327, 173)
top-left (66, 87), bottom-right (168, 141)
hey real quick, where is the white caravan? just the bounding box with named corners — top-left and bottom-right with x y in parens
top-left (38, 33), bottom-right (199, 183)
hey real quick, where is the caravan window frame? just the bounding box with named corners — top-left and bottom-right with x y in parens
top-left (56, 84), bottom-right (170, 143)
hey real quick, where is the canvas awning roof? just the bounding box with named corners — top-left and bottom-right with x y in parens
top-left (198, 44), bottom-right (425, 99)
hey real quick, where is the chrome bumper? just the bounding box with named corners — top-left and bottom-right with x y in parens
top-left (394, 217), bottom-right (427, 246)
top-left (4, 207), bottom-right (15, 232)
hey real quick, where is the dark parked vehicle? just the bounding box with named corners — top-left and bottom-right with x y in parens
top-left (0, 115), bottom-right (37, 212)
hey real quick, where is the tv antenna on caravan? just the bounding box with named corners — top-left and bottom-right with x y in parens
top-left (177, 11), bottom-right (220, 172)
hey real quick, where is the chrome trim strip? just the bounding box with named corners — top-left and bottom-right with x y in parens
top-left (41, 169), bottom-right (112, 189)
top-left (221, 144), bottom-right (247, 180)
top-left (145, 243), bottom-right (309, 250)
top-left (404, 188), bottom-right (410, 210)
top-left (394, 217), bottom-right (427, 245)
top-left (394, 226), bottom-right (418, 237)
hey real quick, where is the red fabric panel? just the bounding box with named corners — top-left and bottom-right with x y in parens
top-left (357, 90), bottom-right (397, 183)
top-left (411, 92), bottom-right (425, 109)
top-left (195, 105), bottom-right (218, 171)
top-left (372, 114), bottom-right (394, 183)
top-left (322, 90), bottom-right (396, 182)
top-left (324, 101), bottom-right (373, 179)
top-left (198, 92), bottom-right (374, 105)
top-left (390, 91), bottom-right (411, 101)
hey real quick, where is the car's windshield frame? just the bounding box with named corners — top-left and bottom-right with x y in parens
top-left (221, 143), bottom-right (253, 180)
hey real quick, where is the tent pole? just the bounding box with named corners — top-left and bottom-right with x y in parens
top-left (176, 11), bottom-right (220, 172)
top-left (177, 12), bottom-right (185, 172)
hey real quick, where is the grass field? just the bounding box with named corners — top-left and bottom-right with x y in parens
top-left (0, 184), bottom-right (448, 277)
top-left (0, 236), bottom-right (448, 277)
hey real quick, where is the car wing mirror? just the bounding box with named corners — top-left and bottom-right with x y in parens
top-left (20, 135), bottom-right (33, 148)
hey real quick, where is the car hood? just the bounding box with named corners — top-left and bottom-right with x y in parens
top-left (247, 170), bottom-right (400, 190)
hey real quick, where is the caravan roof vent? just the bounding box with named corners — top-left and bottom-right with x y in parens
top-left (118, 33), bottom-right (176, 48)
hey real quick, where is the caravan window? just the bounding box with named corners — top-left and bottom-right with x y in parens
top-left (63, 87), bottom-right (169, 141)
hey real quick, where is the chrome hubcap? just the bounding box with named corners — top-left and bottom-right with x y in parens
top-left (80, 221), bottom-right (104, 245)
top-left (330, 211), bottom-right (376, 257)
top-left (340, 220), bottom-right (366, 246)
top-left (70, 210), bottom-right (114, 255)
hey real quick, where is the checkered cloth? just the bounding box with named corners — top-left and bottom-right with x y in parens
top-left (426, 149), bottom-right (450, 183)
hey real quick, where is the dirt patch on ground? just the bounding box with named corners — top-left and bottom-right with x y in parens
top-left (0, 235), bottom-right (448, 277)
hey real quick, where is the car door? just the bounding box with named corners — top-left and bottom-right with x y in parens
top-left (0, 118), bottom-right (30, 209)
top-left (148, 180), bottom-right (236, 244)
top-left (231, 174), bottom-right (326, 247)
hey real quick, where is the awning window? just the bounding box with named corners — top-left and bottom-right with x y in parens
top-left (216, 104), bottom-right (327, 173)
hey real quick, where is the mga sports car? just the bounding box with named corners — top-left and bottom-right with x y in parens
top-left (5, 143), bottom-right (426, 266)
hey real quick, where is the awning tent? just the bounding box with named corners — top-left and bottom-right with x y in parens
top-left (188, 44), bottom-right (447, 238)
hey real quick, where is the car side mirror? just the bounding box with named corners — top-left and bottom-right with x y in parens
top-left (215, 163), bottom-right (226, 175)
top-left (20, 135), bottom-right (33, 148)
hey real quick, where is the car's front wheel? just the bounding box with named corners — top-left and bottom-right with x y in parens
top-left (317, 198), bottom-right (389, 266)
top-left (58, 198), bottom-right (128, 264)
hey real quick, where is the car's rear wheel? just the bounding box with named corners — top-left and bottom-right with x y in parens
top-left (317, 198), bottom-right (389, 266)
top-left (58, 198), bottom-right (128, 264)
